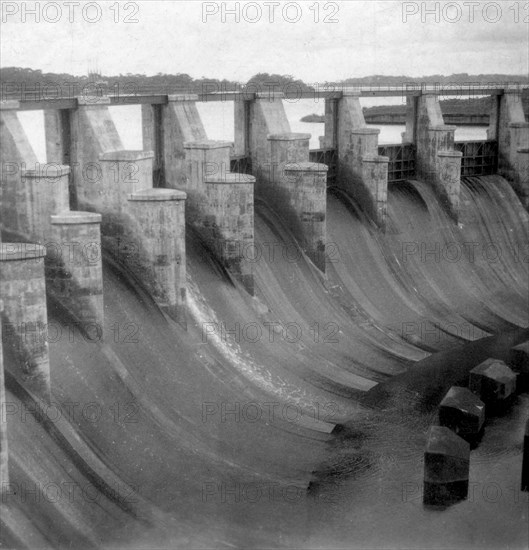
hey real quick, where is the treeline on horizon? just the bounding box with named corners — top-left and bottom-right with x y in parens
top-left (1, 67), bottom-right (528, 95)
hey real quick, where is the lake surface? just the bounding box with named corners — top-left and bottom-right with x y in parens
top-left (18, 99), bottom-right (487, 163)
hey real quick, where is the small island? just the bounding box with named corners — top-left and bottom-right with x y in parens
top-left (301, 113), bottom-right (325, 123)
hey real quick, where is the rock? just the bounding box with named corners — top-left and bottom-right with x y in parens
top-left (507, 342), bottom-right (529, 393)
top-left (469, 358), bottom-right (517, 410)
top-left (438, 386), bottom-right (485, 445)
top-left (423, 425), bottom-right (470, 506)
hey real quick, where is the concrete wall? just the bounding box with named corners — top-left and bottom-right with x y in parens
top-left (0, 244), bottom-right (50, 402)
top-left (0, 101), bottom-right (39, 238)
top-left (127, 189), bottom-right (187, 325)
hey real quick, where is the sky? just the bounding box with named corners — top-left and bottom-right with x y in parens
top-left (1, 0), bottom-right (528, 81)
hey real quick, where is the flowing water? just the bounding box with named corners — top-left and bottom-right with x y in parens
top-left (2, 102), bottom-right (526, 549)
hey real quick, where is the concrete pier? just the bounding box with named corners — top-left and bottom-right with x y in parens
top-left (127, 188), bottom-right (187, 324)
top-left (48, 212), bottom-right (104, 333)
top-left (69, 97), bottom-right (123, 210)
top-left (488, 92), bottom-right (529, 204)
top-left (242, 91), bottom-right (291, 185)
top-left (183, 140), bottom-right (231, 202)
top-left (335, 92), bottom-right (388, 228)
top-left (97, 150), bottom-right (154, 232)
top-left (405, 93), bottom-right (461, 220)
top-left (0, 300), bottom-right (8, 493)
top-left (263, 134), bottom-right (328, 271)
top-left (21, 164), bottom-right (70, 243)
top-left (0, 101), bottom-right (39, 238)
top-left (144, 94), bottom-right (207, 189)
top-left (201, 173), bottom-right (255, 294)
top-left (0, 244), bottom-right (50, 402)
top-left (281, 163), bottom-right (328, 271)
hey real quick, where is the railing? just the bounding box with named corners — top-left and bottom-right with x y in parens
top-left (454, 140), bottom-right (498, 176)
top-left (378, 144), bottom-right (416, 183)
top-left (309, 148), bottom-right (337, 186)
top-left (4, 85), bottom-right (526, 111)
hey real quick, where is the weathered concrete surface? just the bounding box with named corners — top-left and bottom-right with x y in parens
top-left (69, 97), bottom-right (123, 210)
top-left (438, 386), bottom-right (485, 444)
top-left (523, 419), bottom-right (529, 491)
top-left (469, 358), bottom-right (517, 407)
top-left (507, 341), bottom-right (529, 392)
top-left (246, 92), bottom-right (291, 184)
top-left (21, 164), bottom-right (70, 243)
top-left (183, 140), bottom-right (231, 203)
top-left (323, 98), bottom-right (337, 149)
top-left (44, 109), bottom-right (70, 166)
top-left (263, 134), bottom-right (328, 271)
top-left (0, 300), bottom-right (7, 493)
top-left (336, 93), bottom-right (388, 228)
top-left (406, 94), bottom-right (461, 220)
top-left (127, 188), bottom-right (187, 324)
top-left (0, 244), bottom-right (50, 402)
top-left (282, 163), bottom-right (328, 272)
top-left (488, 93), bottom-right (529, 204)
top-left (423, 425), bottom-right (470, 506)
top-left (158, 94), bottom-right (207, 189)
top-left (0, 102), bottom-right (39, 237)
top-left (201, 173), bottom-right (255, 294)
top-left (48, 211), bottom-right (104, 333)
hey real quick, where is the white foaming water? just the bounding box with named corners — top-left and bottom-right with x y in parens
top-left (17, 98), bottom-right (486, 163)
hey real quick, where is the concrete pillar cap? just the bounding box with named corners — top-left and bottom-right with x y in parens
top-left (438, 150), bottom-right (463, 158)
top-left (183, 140), bottom-right (232, 150)
top-left (0, 243), bottom-right (46, 261)
top-left (267, 132), bottom-right (311, 141)
top-left (342, 90), bottom-right (361, 97)
top-left (77, 96), bottom-right (111, 106)
top-left (362, 154), bottom-right (389, 163)
top-left (428, 124), bottom-right (457, 131)
top-left (99, 150), bottom-right (154, 161)
top-left (22, 164), bottom-right (71, 177)
top-left (284, 162), bottom-right (328, 172)
top-left (51, 211), bottom-right (102, 224)
top-left (167, 93), bottom-right (199, 102)
top-left (350, 127), bottom-right (380, 135)
top-left (128, 188), bottom-right (187, 201)
top-left (0, 100), bottom-right (21, 110)
top-left (205, 173), bottom-right (256, 184)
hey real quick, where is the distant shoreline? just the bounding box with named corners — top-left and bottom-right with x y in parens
top-left (301, 96), bottom-right (529, 126)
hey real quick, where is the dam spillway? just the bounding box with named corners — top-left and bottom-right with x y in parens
top-left (0, 87), bottom-right (528, 549)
